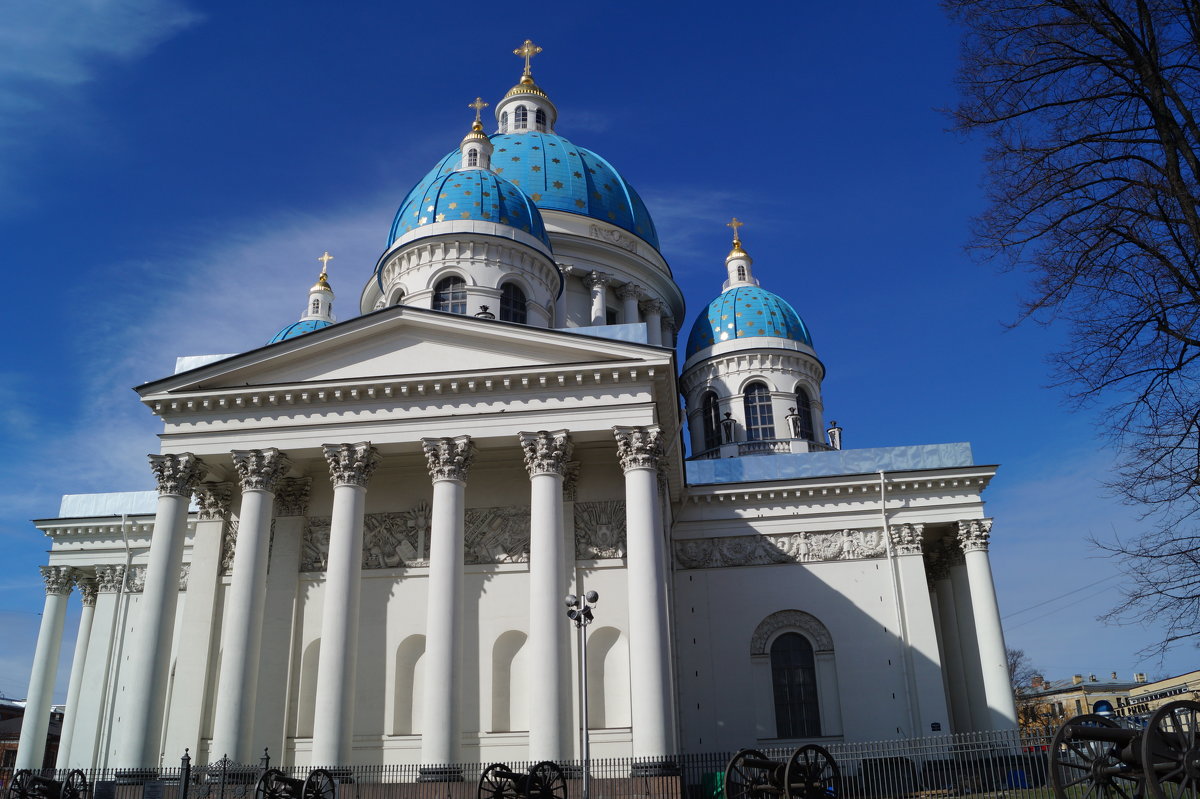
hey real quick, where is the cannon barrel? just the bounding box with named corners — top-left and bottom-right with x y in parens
top-left (1061, 724), bottom-right (1141, 744)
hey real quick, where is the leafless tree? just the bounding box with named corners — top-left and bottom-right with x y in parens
top-left (947, 0), bottom-right (1200, 655)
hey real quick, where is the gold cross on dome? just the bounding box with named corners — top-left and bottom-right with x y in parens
top-left (727, 217), bottom-right (745, 243)
top-left (514, 39), bottom-right (543, 76)
top-left (469, 97), bottom-right (489, 123)
top-left (317, 251), bottom-right (333, 273)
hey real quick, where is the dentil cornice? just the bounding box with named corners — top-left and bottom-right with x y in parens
top-left (519, 430), bottom-right (573, 477)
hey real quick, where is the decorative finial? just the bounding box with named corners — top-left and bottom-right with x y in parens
top-left (468, 97), bottom-right (489, 132)
top-left (514, 39), bottom-right (543, 81)
top-left (317, 251), bottom-right (334, 276)
top-left (727, 217), bottom-right (745, 245)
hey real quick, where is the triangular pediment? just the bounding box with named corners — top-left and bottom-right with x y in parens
top-left (140, 306), bottom-right (667, 395)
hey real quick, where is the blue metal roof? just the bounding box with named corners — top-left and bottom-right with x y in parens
top-left (685, 286), bottom-right (813, 358)
top-left (393, 132), bottom-right (660, 250)
top-left (268, 318), bottom-right (332, 344)
top-left (388, 167), bottom-right (551, 250)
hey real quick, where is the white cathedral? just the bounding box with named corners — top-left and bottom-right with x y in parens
top-left (16, 41), bottom-right (1017, 773)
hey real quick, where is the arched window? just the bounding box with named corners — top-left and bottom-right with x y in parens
top-left (795, 387), bottom-right (816, 441)
top-left (743, 382), bottom-right (775, 441)
top-left (514, 105), bottom-right (528, 129)
top-left (500, 111), bottom-right (509, 133)
top-left (499, 282), bottom-right (527, 323)
top-left (701, 392), bottom-right (721, 451)
top-left (433, 276), bottom-right (466, 314)
top-left (737, 265), bottom-right (746, 280)
top-left (467, 148), bottom-right (478, 167)
top-left (535, 108), bottom-right (547, 131)
top-left (310, 298), bottom-right (320, 315)
top-left (771, 633), bottom-right (821, 738)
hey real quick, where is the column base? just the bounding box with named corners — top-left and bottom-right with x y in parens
top-left (629, 760), bottom-right (680, 777)
top-left (418, 766), bottom-right (465, 783)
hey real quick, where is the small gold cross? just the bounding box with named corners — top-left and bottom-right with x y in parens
top-left (727, 217), bottom-right (745, 243)
top-left (514, 39), bottom-right (543, 76)
top-left (468, 97), bottom-right (489, 123)
top-left (317, 251), bottom-right (333, 273)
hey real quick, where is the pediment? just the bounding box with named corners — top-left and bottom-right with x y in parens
top-left (141, 306), bottom-right (665, 395)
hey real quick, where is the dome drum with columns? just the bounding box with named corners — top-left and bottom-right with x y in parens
top-left (15, 40), bottom-right (1017, 776)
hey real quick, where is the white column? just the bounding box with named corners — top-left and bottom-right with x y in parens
top-left (616, 283), bottom-right (641, 324)
top-left (640, 300), bottom-right (664, 346)
top-left (256, 478), bottom-right (311, 761)
top-left (311, 443), bottom-right (381, 766)
top-left (947, 540), bottom-right (988, 731)
top-left (118, 453), bottom-right (208, 768)
top-left (585, 271), bottom-right (609, 326)
top-left (661, 316), bottom-right (675, 349)
top-left (520, 430), bottom-right (572, 761)
top-left (929, 548), bottom-right (972, 734)
top-left (420, 435), bottom-right (475, 769)
top-left (55, 577), bottom-right (97, 769)
top-left (613, 426), bottom-right (675, 757)
top-left (16, 567), bottom-right (75, 769)
top-left (959, 519), bottom-right (1018, 730)
top-left (211, 448), bottom-right (292, 763)
top-left (163, 483), bottom-right (232, 761)
top-left (888, 524), bottom-right (950, 736)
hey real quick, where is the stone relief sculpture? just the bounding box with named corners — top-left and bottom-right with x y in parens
top-left (674, 528), bottom-right (888, 569)
top-left (302, 518), bottom-right (331, 572)
top-left (364, 503), bottom-right (431, 568)
top-left (220, 520), bottom-right (240, 575)
top-left (575, 500), bottom-right (627, 559)
top-left (464, 506), bottom-right (531, 564)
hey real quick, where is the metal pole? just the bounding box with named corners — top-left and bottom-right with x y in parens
top-left (580, 620), bottom-right (589, 799)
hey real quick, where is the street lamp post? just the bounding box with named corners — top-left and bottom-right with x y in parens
top-left (565, 591), bottom-right (599, 799)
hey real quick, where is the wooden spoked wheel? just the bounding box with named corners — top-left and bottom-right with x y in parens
top-left (61, 771), bottom-right (89, 799)
top-left (1050, 713), bottom-right (1142, 799)
top-left (783, 745), bottom-right (840, 799)
top-left (303, 770), bottom-right (337, 799)
top-left (479, 764), bottom-right (518, 799)
top-left (525, 762), bottom-right (566, 799)
top-left (724, 750), bottom-right (774, 799)
top-left (5, 771), bottom-right (32, 799)
top-left (1142, 700), bottom-right (1200, 799)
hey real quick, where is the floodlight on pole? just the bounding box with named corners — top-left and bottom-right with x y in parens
top-left (565, 590), bottom-right (599, 799)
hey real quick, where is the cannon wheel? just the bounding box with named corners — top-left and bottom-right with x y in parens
top-left (784, 745), bottom-right (839, 799)
top-left (303, 770), bottom-right (337, 799)
top-left (5, 771), bottom-right (32, 799)
top-left (525, 762), bottom-right (566, 799)
top-left (1050, 713), bottom-right (1142, 799)
top-left (61, 771), bottom-right (89, 799)
top-left (255, 770), bottom-right (290, 799)
top-left (725, 749), bottom-right (773, 799)
top-left (479, 764), bottom-right (518, 799)
top-left (1142, 699), bottom-right (1200, 799)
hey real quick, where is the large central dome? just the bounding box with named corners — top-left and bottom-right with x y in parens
top-left (390, 131), bottom-right (660, 250)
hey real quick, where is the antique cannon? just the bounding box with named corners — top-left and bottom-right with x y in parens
top-left (724, 746), bottom-right (840, 799)
top-left (478, 761), bottom-right (567, 799)
top-left (254, 769), bottom-right (338, 799)
top-left (1050, 699), bottom-right (1200, 799)
top-left (4, 771), bottom-right (89, 799)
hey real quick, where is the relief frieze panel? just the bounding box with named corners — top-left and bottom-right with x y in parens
top-left (674, 528), bottom-right (888, 569)
top-left (575, 500), bottom-right (627, 559)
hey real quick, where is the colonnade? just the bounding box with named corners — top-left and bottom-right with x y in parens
top-left (578, 272), bottom-right (674, 347)
top-left (17, 425), bottom-right (676, 771)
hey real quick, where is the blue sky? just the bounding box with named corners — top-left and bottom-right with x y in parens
top-left (0, 1), bottom-right (1191, 702)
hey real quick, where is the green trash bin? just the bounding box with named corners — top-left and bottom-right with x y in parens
top-left (701, 771), bottom-right (725, 799)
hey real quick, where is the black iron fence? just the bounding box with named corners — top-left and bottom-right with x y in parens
top-left (0, 727), bottom-right (1057, 799)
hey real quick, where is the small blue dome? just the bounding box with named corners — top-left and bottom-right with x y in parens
top-left (685, 286), bottom-right (813, 359)
top-left (395, 132), bottom-right (659, 250)
top-left (388, 168), bottom-right (552, 250)
top-left (268, 319), bottom-right (332, 344)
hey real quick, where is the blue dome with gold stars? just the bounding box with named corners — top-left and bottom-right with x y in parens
top-left (685, 286), bottom-right (813, 359)
top-left (396, 132), bottom-right (659, 250)
top-left (388, 167), bottom-right (552, 250)
top-left (268, 318), bottom-right (332, 344)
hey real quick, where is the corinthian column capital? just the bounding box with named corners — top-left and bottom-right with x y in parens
top-left (638, 298), bottom-right (665, 316)
top-left (889, 523), bottom-right (925, 555)
top-left (615, 283), bottom-right (643, 301)
top-left (77, 577), bottom-right (99, 606)
top-left (322, 442), bottom-right (382, 488)
top-left (149, 453), bottom-right (209, 497)
top-left (519, 430), bottom-right (573, 477)
top-left (95, 565), bottom-right (126, 593)
top-left (613, 425), bottom-right (664, 473)
top-left (422, 436), bottom-right (475, 482)
top-left (40, 566), bottom-right (75, 596)
top-left (193, 482), bottom-right (234, 520)
top-left (274, 477), bottom-right (312, 517)
top-left (231, 448), bottom-right (292, 493)
top-left (957, 518), bottom-right (994, 553)
top-left (584, 271), bottom-right (611, 291)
